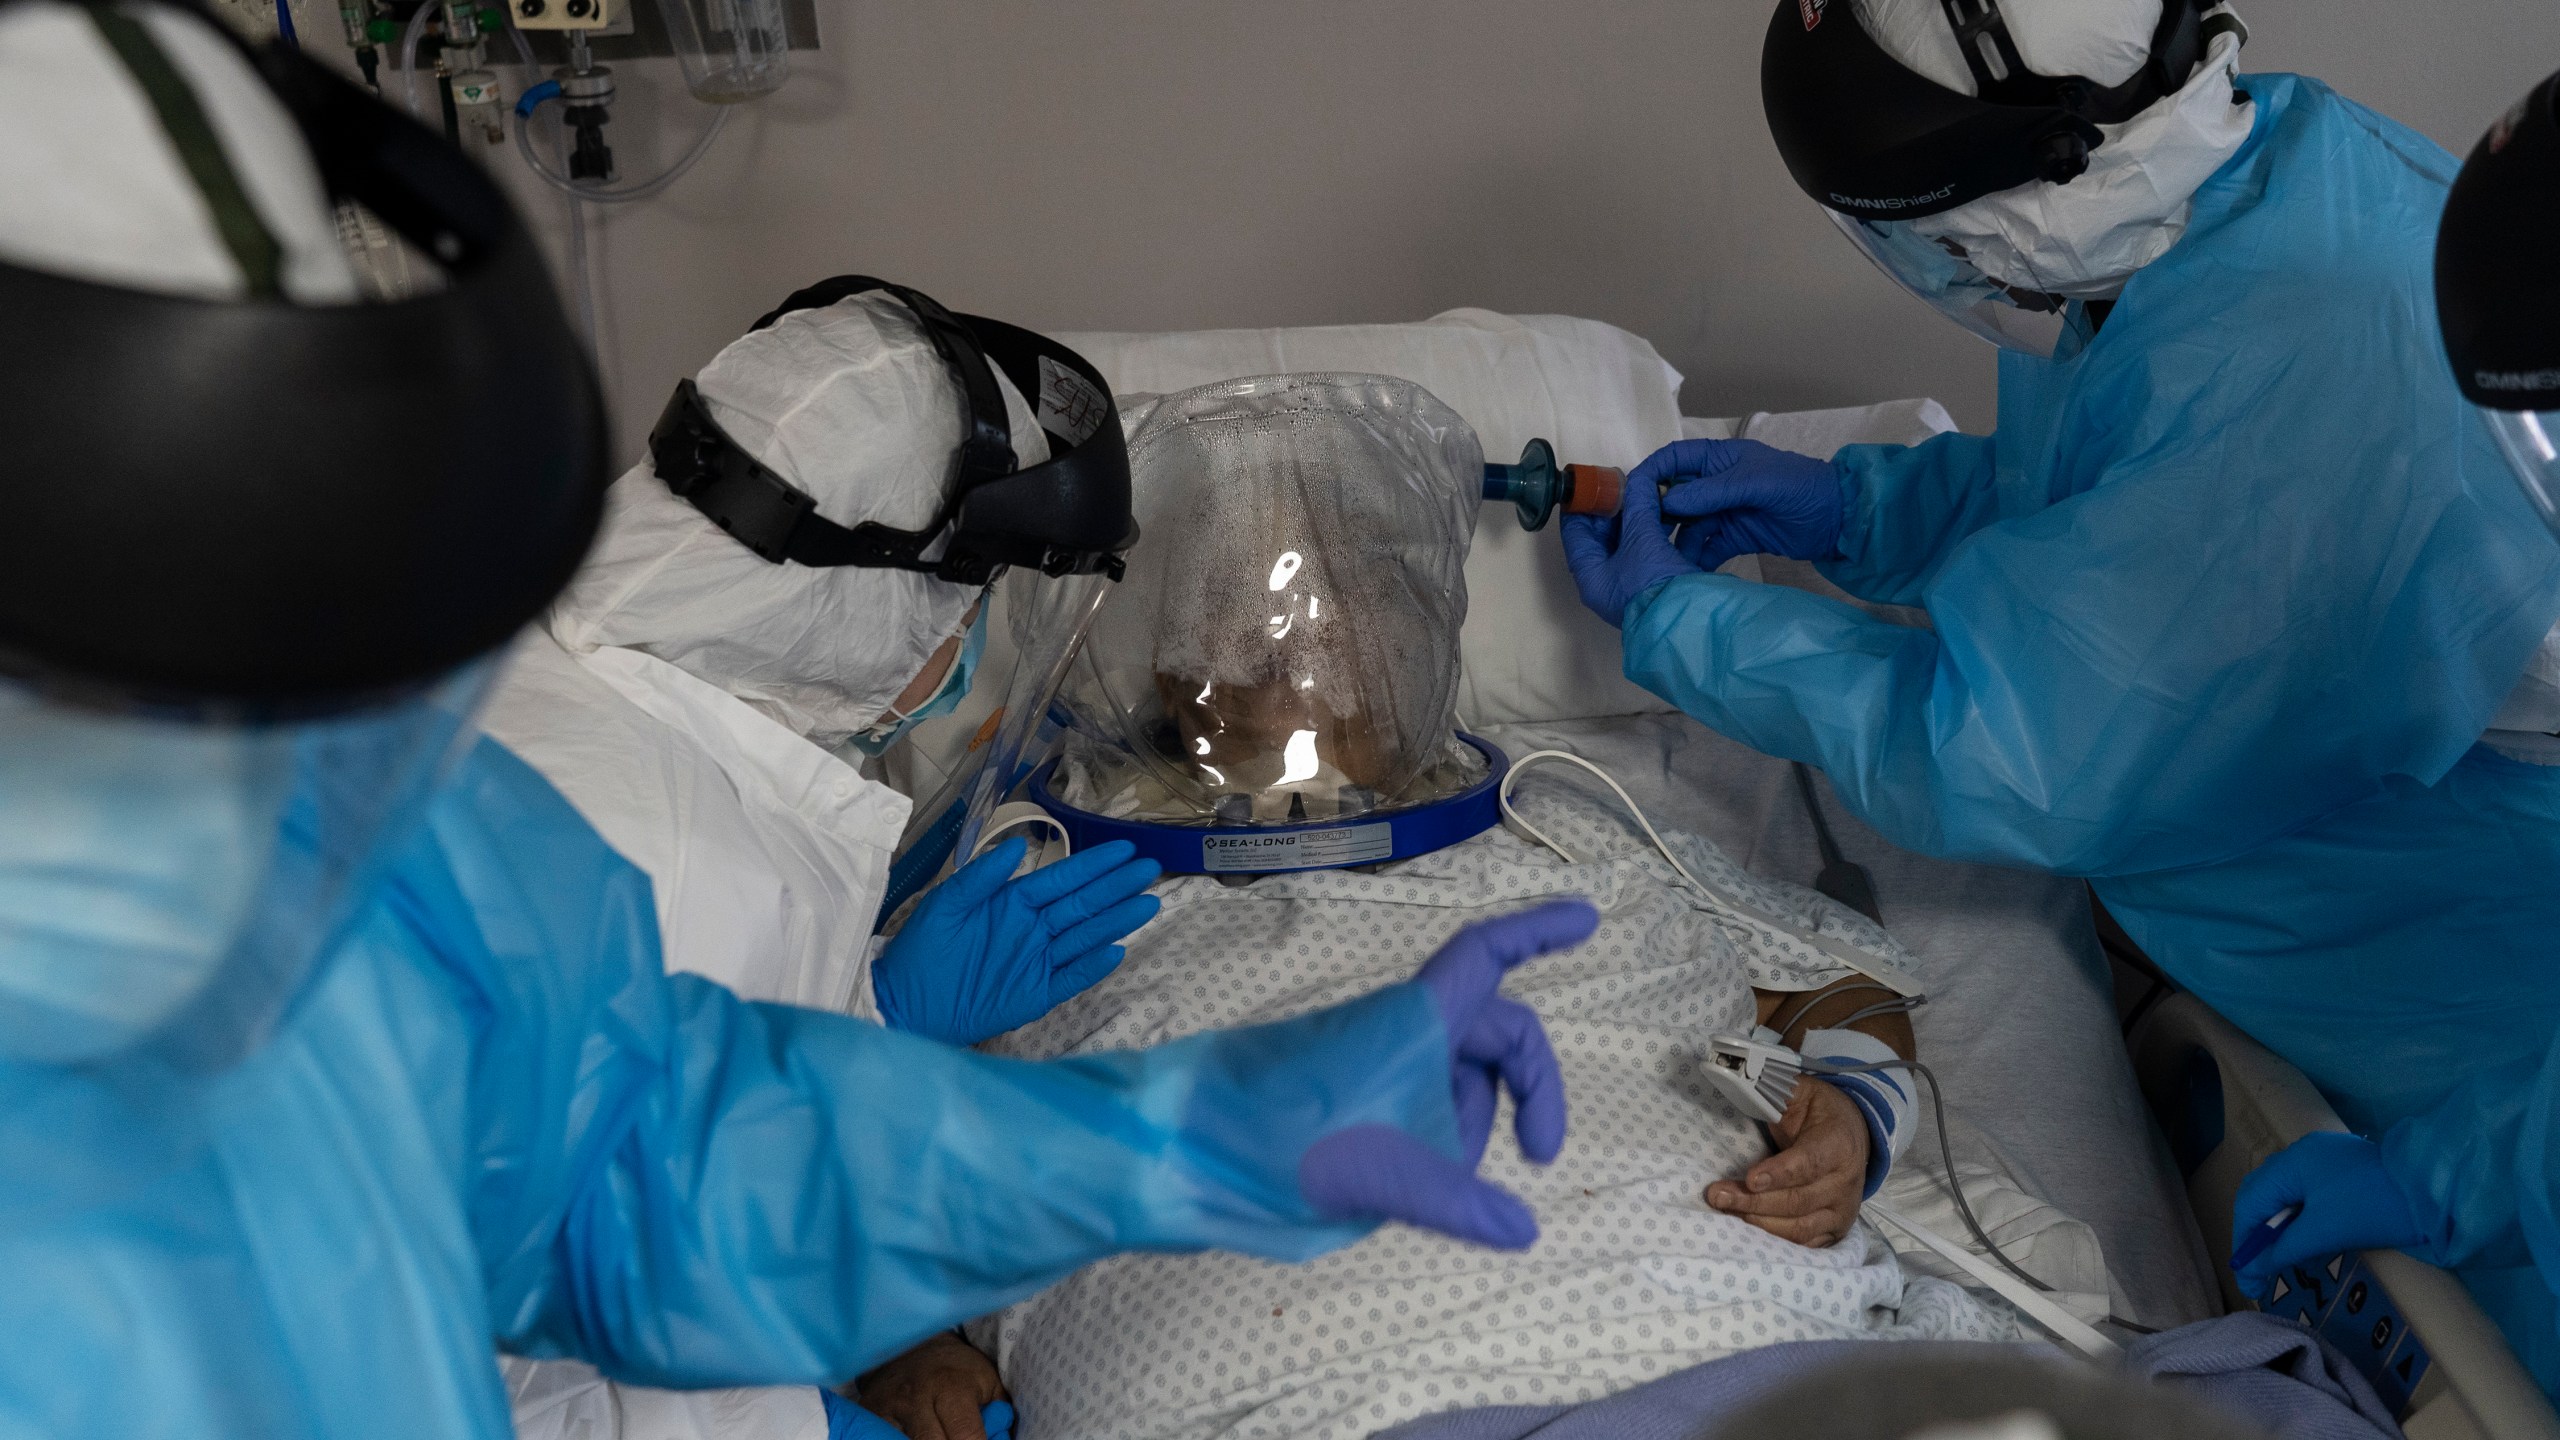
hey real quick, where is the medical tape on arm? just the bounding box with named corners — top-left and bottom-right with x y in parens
top-left (1802, 1028), bottom-right (1914, 1196)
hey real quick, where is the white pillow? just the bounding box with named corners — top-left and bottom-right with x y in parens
top-left (1057, 309), bottom-right (1688, 727)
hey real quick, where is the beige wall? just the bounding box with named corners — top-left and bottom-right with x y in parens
top-left (445, 1), bottom-right (2560, 457)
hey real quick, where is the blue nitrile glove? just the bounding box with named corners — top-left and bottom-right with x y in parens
top-left (1560, 461), bottom-right (1701, 628)
top-left (1643, 438), bottom-right (1847, 573)
top-left (818, 1388), bottom-right (905, 1440)
top-left (2233, 1132), bottom-right (2434, 1297)
top-left (874, 836), bottom-right (1162, 1046)
top-left (1297, 898), bottom-right (1597, 1249)
top-left (981, 1400), bottom-right (1017, 1440)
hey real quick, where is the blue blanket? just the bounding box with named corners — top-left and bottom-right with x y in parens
top-left (1375, 1315), bottom-right (2399, 1440)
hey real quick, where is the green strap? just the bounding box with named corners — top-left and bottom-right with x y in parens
top-left (87, 4), bottom-right (285, 297)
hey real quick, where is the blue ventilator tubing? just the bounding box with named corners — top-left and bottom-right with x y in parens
top-left (1032, 735), bottom-right (1509, 876)
top-left (1482, 439), bottom-right (1624, 532)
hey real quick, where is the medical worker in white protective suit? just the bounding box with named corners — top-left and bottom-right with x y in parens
top-left (0, 7), bottom-right (1594, 1437)
top-left (481, 284), bottom-right (1162, 1037)
top-left (1563, 0), bottom-right (2560, 1323)
top-left (2233, 68), bottom-right (2560, 1401)
top-left (480, 283), bottom-right (1191, 1437)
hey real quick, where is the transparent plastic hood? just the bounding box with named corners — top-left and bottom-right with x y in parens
top-left (1055, 373), bottom-right (1483, 826)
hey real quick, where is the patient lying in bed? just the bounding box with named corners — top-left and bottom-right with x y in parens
top-left (856, 768), bottom-right (2021, 1440)
top-left (857, 375), bottom-right (2025, 1439)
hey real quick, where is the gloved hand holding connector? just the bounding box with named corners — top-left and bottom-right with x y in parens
top-left (1643, 438), bottom-right (1848, 574)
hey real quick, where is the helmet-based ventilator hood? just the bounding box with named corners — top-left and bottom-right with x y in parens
top-left (1035, 373), bottom-right (1508, 876)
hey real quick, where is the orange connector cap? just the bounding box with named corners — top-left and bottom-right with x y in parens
top-left (1563, 464), bottom-right (1624, 516)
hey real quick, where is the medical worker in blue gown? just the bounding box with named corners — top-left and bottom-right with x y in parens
top-left (2233, 68), bottom-right (2560, 1399)
top-left (0, 6), bottom-right (1591, 1437)
top-left (1569, 0), bottom-right (2560, 1253)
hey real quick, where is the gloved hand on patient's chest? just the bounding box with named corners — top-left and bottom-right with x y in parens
top-left (1295, 899), bottom-right (1596, 1250)
top-left (873, 836), bottom-right (1162, 1046)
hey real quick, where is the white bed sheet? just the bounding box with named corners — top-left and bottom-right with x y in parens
top-left (1477, 711), bottom-right (2221, 1329)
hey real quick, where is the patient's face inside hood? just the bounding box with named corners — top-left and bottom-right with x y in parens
top-left (1066, 373), bottom-right (1482, 824)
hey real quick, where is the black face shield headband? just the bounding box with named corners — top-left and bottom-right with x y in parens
top-left (2439, 71), bottom-right (2560, 412)
top-left (1761, 0), bottom-right (2217, 221)
top-left (0, 0), bottom-right (608, 716)
top-left (647, 277), bottom-right (1139, 587)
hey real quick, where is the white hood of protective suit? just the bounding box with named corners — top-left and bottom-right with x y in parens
top-left (1854, 0), bottom-right (2253, 299)
top-left (548, 294), bottom-right (1048, 749)
top-left (0, 0), bottom-right (357, 302)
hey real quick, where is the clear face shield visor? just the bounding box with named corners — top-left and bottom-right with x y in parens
top-left (2486, 408), bottom-right (2560, 543)
top-left (1828, 210), bottom-right (2093, 359)
top-left (0, 662), bottom-right (494, 1070)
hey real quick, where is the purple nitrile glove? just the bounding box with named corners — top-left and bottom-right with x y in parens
top-left (874, 836), bottom-right (1161, 1046)
top-left (1559, 460), bottom-right (1702, 629)
top-left (2233, 1132), bottom-right (2432, 1297)
top-left (1642, 437), bottom-right (1847, 573)
top-left (1297, 899), bottom-right (1598, 1249)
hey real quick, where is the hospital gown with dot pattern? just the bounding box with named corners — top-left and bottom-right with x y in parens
top-left (977, 771), bottom-right (2017, 1440)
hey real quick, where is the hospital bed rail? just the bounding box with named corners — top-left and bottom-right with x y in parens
top-left (2127, 990), bottom-right (2560, 1440)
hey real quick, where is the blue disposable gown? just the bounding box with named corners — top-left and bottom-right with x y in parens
top-left (0, 739), bottom-right (1457, 1439)
top-left (2377, 1032), bottom-right (2560, 1395)
top-left (1620, 74), bottom-right (2560, 1384)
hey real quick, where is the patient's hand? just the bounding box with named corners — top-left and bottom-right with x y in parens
top-left (1704, 1076), bottom-right (1869, 1247)
top-left (854, 1332), bottom-right (1008, 1440)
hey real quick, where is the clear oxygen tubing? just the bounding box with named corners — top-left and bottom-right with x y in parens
top-left (502, 10), bottom-right (734, 208)
top-left (564, 176), bottom-right (594, 351)
top-left (509, 98), bottom-right (732, 205)
top-left (398, 0), bottom-right (436, 121)
top-left (495, 22), bottom-right (593, 351)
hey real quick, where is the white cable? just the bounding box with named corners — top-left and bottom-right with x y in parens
top-left (972, 802), bottom-right (1071, 864)
top-left (1865, 1200), bottom-right (2122, 1361)
top-left (1500, 748), bottom-right (1705, 884)
top-left (1499, 749), bottom-right (1922, 994)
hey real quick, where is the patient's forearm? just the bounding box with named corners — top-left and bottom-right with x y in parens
top-left (1752, 976), bottom-right (1914, 1059)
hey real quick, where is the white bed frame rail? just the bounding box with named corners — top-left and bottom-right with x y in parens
top-left (2127, 992), bottom-right (2560, 1440)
